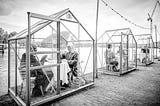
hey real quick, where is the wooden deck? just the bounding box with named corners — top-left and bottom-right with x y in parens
top-left (98, 66), bottom-right (137, 76)
top-left (10, 72), bottom-right (94, 106)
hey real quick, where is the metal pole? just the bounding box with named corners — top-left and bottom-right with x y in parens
top-left (132, 38), bottom-right (134, 62)
top-left (15, 40), bottom-right (18, 96)
top-left (50, 26), bottom-right (54, 59)
top-left (93, 40), bottom-right (95, 82)
top-left (78, 24), bottom-right (80, 62)
top-left (147, 13), bottom-right (152, 64)
top-left (57, 21), bottom-right (61, 94)
top-left (120, 33), bottom-right (123, 76)
top-left (145, 43), bottom-right (148, 66)
top-left (8, 40), bottom-right (10, 93)
top-left (135, 41), bottom-right (137, 68)
top-left (102, 34), bottom-right (103, 67)
top-left (26, 12), bottom-right (31, 106)
top-left (155, 25), bottom-right (157, 58)
top-left (149, 38), bottom-right (151, 62)
top-left (106, 43), bottom-right (107, 72)
top-left (95, 0), bottom-right (99, 78)
top-left (126, 35), bottom-right (129, 71)
top-left (151, 37), bottom-right (154, 62)
top-left (147, 14), bottom-right (153, 37)
top-left (150, 17), bottom-right (153, 62)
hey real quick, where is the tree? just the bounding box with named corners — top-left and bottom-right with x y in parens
top-left (2, 31), bottom-right (9, 43)
top-left (9, 31), bottom-right (17, 38)
top-left (0, 28), bottom-right (4, 43)
top-left (0, 28), bottom-right (17, 43)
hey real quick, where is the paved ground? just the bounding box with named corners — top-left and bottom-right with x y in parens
top-left (47, 61), bottom-right (160, 106)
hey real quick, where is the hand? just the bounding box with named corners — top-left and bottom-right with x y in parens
top-left (67, 60), bottom-right (71, 63)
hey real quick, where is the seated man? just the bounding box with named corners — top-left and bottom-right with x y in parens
top-left (20, 43), bottom-right (52, 97)
top-left (64, 43), bottom-right (78, 85)
top-left (104, 44), bottom-right (118, 71)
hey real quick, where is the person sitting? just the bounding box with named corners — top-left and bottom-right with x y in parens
top-left (19, 43), bottom-right (52, 97)
top-left (104, 44), bottom-right (118, 72)
top-left (141, 48), bottom-right (149, 63)
top-left (64, 43), bottom-right (78, 85)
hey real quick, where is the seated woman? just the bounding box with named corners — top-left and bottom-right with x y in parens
top-left (64, 43), bottom-right (78, 85)
top-left (104, 44), bottom-right (118, 71)
top-left (20, 43), bottom-right (52, 97)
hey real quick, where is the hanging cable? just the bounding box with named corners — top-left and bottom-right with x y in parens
top-left (101, 0), bottom-right (150, 30)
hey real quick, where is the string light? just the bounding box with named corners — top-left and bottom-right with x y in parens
top-left (101, 0), bottom-right (150, 30)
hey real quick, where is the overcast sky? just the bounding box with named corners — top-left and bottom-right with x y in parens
top-left (0, 0), bottom-right (159, 40)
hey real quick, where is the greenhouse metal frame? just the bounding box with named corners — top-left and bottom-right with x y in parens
top-left (134, 34), bottom-right (154, 66)
top-left (97, 28), bottom-right (137, 76)
top-left (8, 8), bottom-right (95, 106)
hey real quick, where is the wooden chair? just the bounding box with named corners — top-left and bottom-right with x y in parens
top-left (19, 55), bottom-right (56, 97)
top-left (18, 67), bottom-right (36, 97)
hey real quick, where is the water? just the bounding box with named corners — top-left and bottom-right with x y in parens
top-left (0, 49), bottom-right (9, 96)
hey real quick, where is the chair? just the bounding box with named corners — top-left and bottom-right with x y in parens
top-left (18, 67), bottom-right (36, 97)
top-left (19, 55), bottom-right (56, 97)
top-left (40, 55), bottom-right (48, 65)
top-left (106, 58), bottom-right (118, 72)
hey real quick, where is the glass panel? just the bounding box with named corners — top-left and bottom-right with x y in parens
top-left (121, 35), bottom-right (127, 73)
top-left (16, 39), bottom-right (27, 103)
top-left (128, 35), bottom-right (137, 69)
top-left (28, 20), bottom-right (58, 104)
top-left (76, 41), bottom-right (94, 84)
top-left (10, 42), bottom-right (16, 92)
top-left (58, 23), bottom-right (94, 93)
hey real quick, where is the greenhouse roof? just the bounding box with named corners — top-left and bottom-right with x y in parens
top-left (9, 8), bottom-right (93, 41)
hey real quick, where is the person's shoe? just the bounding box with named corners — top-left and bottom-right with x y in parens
top-left (62, 83), bottom-right (70, 88)
top-left (60, 87), bottom-right (66, 90)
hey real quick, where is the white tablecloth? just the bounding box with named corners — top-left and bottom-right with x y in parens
top-left (44, 59), bottom-right (70, 84)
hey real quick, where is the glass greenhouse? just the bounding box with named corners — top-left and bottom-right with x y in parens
top-left (97, 28), bottom-right (137, 76)
top-left (134, 34), bottom-right (154, 66)
top-left (8, 8), bottom-right (95, 106)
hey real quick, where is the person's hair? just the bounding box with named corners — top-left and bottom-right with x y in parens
top-left (107, 44), bottom-right (111, 49)
top-left (31, 43), bottom-right (37, 51)
top-left (61, 54), bottom-right (66, 59)
top-left (67, 43), bottom-right (75, 52)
